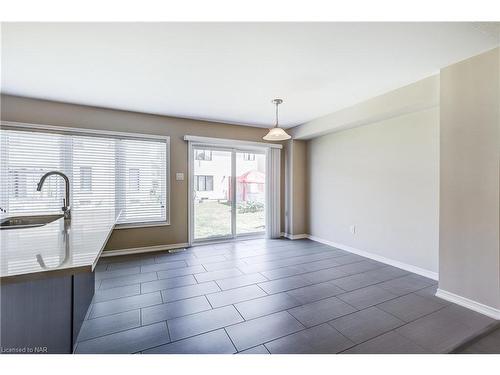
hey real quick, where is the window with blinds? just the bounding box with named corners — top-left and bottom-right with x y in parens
top-left (0, 126), bottom-right (169, 225)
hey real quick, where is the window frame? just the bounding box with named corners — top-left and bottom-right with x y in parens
top-left (0, 121), bottom-right (171, 229)
top-left (195, 175), bottom-right (214, 192)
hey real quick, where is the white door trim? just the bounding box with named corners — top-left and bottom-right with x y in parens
top-left (230, 149), bottom-right (237, 238)
top-left (187, 140), bottom-right (194, 245)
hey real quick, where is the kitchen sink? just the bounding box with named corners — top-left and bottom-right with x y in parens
top-left (0, 214), bottom-right (64, 230)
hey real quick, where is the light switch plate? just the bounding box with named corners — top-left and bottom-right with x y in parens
top-left (176, 172), bottom-right (184, 181)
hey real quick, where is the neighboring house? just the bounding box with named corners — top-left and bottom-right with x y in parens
top-left (194, 149), bottom-right (265, 203)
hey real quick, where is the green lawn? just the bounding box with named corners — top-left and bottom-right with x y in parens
top-left (194, 200), bottom-right (265, 239)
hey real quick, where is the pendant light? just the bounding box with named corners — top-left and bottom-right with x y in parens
top-left (263, 98), bottom-right (291, 141)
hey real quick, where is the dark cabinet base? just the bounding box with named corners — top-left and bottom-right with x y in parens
top-left (72, 271), bottom-right (95, 348)
top-left (0, 271), bottom-right (95, 354)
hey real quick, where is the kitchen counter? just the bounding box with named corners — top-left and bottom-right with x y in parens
top-left (0, 209), bottom-right (119, 282)
top-left (0, 208), bottom-right (120, 353)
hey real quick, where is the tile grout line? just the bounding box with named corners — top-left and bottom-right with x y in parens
top-left (164, 320), bottom-right (171, 344)
top-left (205, 293), bottom-right (215, 309)
top-left (337, 327), bottom-right (432, 354)
top-left (88, 292), bottom-right (163, 320)
top-left (223, 327), bottom-right (239, 354)
top-left (375, 293), bottom-right (450, 324)
top-left (255, 283), bottom-right (270, 296)
top-left (77, 320), bottom-right (168, 346)
top-left (232, 303), bottom-right (246, 322)
top-left (237, 343), bottom-right (270, 354)
top-left (257, 271), bottom-right (270, 281)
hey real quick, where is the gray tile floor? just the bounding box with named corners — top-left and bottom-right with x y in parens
top-left (74, 239), bottom-right (497, 354)
top-left (455, 326), bottom-right (500, 354)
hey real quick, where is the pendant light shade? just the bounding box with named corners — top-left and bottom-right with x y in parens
top-left (263, 126), bottom-right (291, 141)
top-left (263, 99), bottom-right (291, 141)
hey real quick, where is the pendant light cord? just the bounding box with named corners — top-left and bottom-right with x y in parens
top-left (275, 101), bottom-right (279, 128)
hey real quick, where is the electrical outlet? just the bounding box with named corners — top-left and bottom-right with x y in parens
top-left (350, 225), bottom-right (356, 235)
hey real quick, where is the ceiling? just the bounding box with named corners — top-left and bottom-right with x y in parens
top-left (2, 22), bottom-right (499, 128)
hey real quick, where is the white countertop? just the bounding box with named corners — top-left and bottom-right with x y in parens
top-left (0, 209), bottom-right (119, 281)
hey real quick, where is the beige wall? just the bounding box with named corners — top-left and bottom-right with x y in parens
top-left (0, 94), bottom-right (286, 250)
top-left (306, 107), bottom-right (440, 274)
top-left (283, 139), bottom-right (308, 236)
top-left (289, 140), bottom-right (308, 235)
top-left (439, 48), bottom-right (500, 309)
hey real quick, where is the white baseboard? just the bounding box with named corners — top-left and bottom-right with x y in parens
top-left (436, 289), bottom-right (500, 320)
top-left (307, 235), bottom-right (439, 281)
top-left (101, 243), bottom-right (189, 257)
top-left (281, 232), bottom-right (309, 240)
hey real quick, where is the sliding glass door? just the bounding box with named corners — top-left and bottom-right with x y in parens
top-left (193, 148), bottom-right (233, 241)
top-left (191, 146), bottom-right (266, 242)
top-left (235, 151), bottom-right (266, 236)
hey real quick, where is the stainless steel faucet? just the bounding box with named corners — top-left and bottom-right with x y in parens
top-left (37, 171), bottom-right (71, 220)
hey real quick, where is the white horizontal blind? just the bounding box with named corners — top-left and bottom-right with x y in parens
top-left (0, 127), bottom-right (168, 225)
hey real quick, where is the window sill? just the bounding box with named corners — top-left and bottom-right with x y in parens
top-left (115, 221), bottom-right (170, 230)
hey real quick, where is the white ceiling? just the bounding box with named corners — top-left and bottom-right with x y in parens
top-left (2, 22), bottom-right (499, 128)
